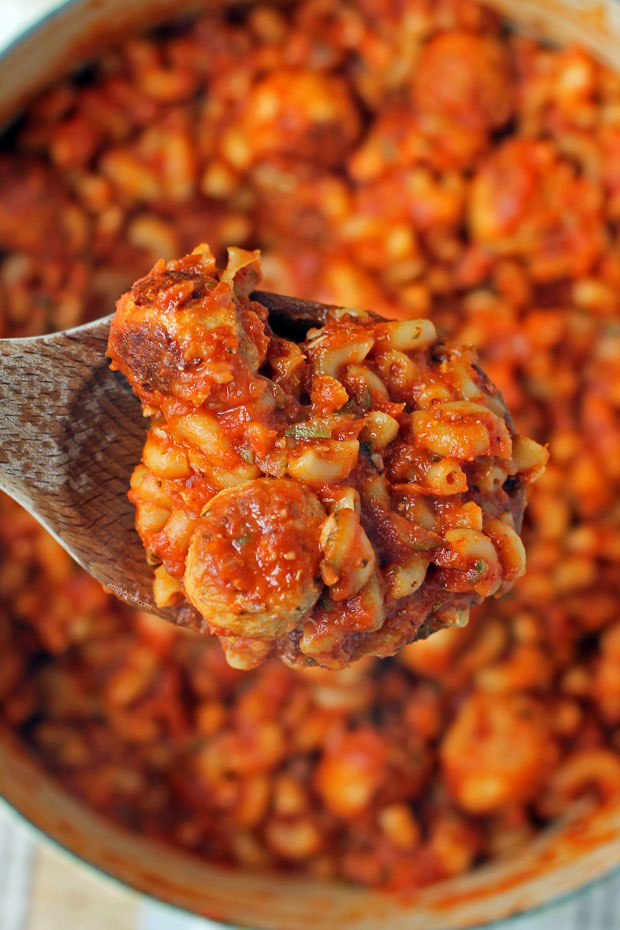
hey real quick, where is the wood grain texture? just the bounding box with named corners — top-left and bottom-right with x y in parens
top-left (0, 313), bottom-right (202, 628)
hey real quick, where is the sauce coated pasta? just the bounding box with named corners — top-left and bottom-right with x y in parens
top-left (1, 0), bottom-right (620, 897)
top-left (108, 245), bottom-right (545, 668)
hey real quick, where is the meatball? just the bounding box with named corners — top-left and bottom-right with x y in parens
top-left (111, 245), bottom-right (547, 669)
top-left (413, 32), bottom-right (513, 134)
top-left (221, 69), bottom-right (362, 170)
top-left (411, 31), bottom-right (513, 169)
top-left (469, 138), bottom-right (604, 280)
top-left (107, 243), bottom-right (269, 409)
top-left (184, 478), bottom-right (326, 640)
top-left (0, 158), bottom-right (86, 256)
top-left (441, 692), bottom-right (558, 813)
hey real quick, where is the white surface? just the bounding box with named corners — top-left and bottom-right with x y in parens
top-left (2, 0), bottom-right (67, 49)
top-left (0, 811), bottom-right (35, 930)
top-left (1, 2), bottom-right (620, 929)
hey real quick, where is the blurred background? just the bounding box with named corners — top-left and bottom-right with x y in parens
top-left (3, 1), bottom-right (620, 929)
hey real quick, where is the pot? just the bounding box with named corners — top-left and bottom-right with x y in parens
top-left (1, 2), bottom-right (620, 927)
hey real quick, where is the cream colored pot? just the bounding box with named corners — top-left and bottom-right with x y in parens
top-left (1, 1), bottom-right (620, 927)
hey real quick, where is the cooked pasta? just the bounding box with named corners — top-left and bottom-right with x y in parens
top-left (108, 244), bottom-right (545, 668)
top-left (1, 0), bottom-right (620, 898)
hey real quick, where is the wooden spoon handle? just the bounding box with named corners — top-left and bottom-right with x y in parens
top-left (0, 316), bottom-right (114, 507)
top-left (0, 316), bottom-right (157, 604)
top-left (0, 314), bottom-right (194, 626)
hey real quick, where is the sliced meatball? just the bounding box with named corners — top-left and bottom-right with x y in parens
top-left (185, 478), bottom-right (326, 640)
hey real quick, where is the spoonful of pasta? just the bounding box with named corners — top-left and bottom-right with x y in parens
top-left (0, 244), bottom-right (547, 669)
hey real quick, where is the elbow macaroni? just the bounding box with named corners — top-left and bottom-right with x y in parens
top-left (109, 244), bottom-right (545, 669)
top-left (3, 0), bottom-right (614, 895)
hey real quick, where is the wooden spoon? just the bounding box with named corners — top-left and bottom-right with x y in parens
top-left (0, 290), bottom-right (523, 636)
top-left (0, 291), bottom-right (350, 632)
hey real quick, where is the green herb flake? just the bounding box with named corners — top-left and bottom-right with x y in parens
top-left (360, 440), bottom-right (374, 458)
top-left (470, 559), bottom-right (487, 582)
top-left (240, 449), bottom-right (255, 464)
top-left (413, 539), bottom-right (442, 551)
top-left (362, 386), bottom-right (372, 410)
top-left (335, 399), bottom-right (357, 416)
top-left (285, 421), bottom-right (332, 440)
top-left (232, 533), bottom-right (252, 552)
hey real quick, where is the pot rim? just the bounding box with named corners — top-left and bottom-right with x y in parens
top-left (1, 2), bottom-right (620, 927)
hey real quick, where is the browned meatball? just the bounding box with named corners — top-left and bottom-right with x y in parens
top-left (116, 245), bottom-right (546, 669)
top-left (441, 692), bottom-right (558, 813)
top-left (107, 244), bottom-right (269, 410)
top-left (221, 69), bottom-right (362, 170)
top-left (184, 478), bottom-right (326, 640)
top-left (413, 32), bottom-right (513, 134)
